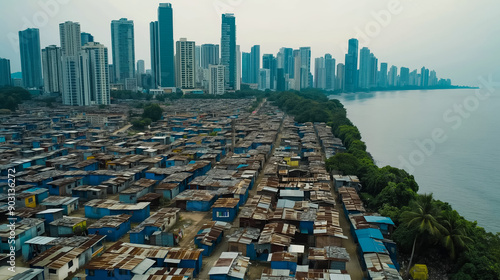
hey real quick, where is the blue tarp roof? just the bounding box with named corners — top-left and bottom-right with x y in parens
top-left (364, 216), bottom-right (395, 225)
top-left (359, 237), bottom-right (388, 254)
top-left (355, 228), bottom-right (384, 240)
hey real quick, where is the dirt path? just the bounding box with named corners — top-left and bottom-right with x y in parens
top-left (112, 124), bottom-right (132, 135)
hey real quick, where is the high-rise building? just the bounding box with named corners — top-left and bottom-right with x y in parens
top-left (60, 22), bottom-right (81, 56)
top-left (429, 70), bottom-right (437, 86)
top-left (241, 52), bottom-right (250, 84)
top-left (336, 63), bottom-right (345, 92)
top-left (293, 49), bottom-right (301, 90)
top-left (258, 68), bottom-right (270, 91)
top-left (236, 45), bottom-right (240, 90)
top-left (111, 18), bottom-right (135, 83)
top-left (379, 63), bottom-right (388, 88)
top-left (358, 47), bottom-right (372, 89)
top-left (175, 38), bottom-right (195, 89)
top-left (137, 60), bottom-right (145, 75)
top-left (250, 45), bottom-right (260, 84)
top-left (409, 69), bottom-right (418, 86)
top-left (277, 47), bottom-right (294, 79)
top-left (344, 38), bottom-right (358, 92)
top-left (221, 13), bottom-right (236, 90)
top-left (299, 47), bottom-right (311, 89)
top-left (42, 45), bottom-right (63, 93)
top-left (195, 45), bottom-right (201, 69)
top-left (80, 42), bottom-right (110, 105)
top-left (19, 28), bottom-right (43, 89)
top-left (388, 65), bottom-right (398, 87)
top-left (81, 32), bottom-right (94, 46)
top-left (314, 57), bottom-right (325, 89)
top-left (149, 21), bottom-right (160, 88)
top-left (420, 67), bottom-right (429, 87)
top-left (209, 64), bottom-right (225, 95)
top-left (276, 68), bottom-right (286, 92)
top-left (369, 53), bottom-right (378, 88)
top-left (324, 54), bottom-right (336, 91)
top-left (399, 67), bottom-right (410, 87)
top-left (60, 21), bottom-right (82, 105)
top-left (158, 3), bottom-right (175, 87)
top-left (262, 54), bottom-right (276, 90)
top-left (201, 44), bottom-right (219, 69)
top-left (0, 58), bottom-right (11, 87)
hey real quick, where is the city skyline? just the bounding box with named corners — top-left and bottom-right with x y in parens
top-left (0, 1), bottom-right (497, 86)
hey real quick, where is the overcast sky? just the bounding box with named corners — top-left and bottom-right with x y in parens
top-left (0, 0), bottom-right (498, 86)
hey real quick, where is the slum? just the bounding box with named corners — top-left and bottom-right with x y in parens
top-left (0, 99), bottom-right (402, 280)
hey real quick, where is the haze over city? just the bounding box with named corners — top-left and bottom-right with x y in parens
top-left (1, 0), bottom-right (499, 86)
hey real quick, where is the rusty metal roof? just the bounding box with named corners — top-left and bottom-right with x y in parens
top-left (129, 208), bottom-right (180, 234)
top-left (88, 214), bottom-right (131, 229)
top-left (84, 199), bottom-right (150, 210)
top-left (213, 197), bottom-right (240, 208)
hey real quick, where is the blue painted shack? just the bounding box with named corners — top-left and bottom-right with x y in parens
top-left (35, 208), bottom-right (64, 228)
top-left (174, 190), bottom-right (217, 212)
top-left (23, 187), bottom-right (49, 204)
top-left (88, 214), bottom-right (132, 241)
top-left (307, 246), bottom-right (350, 271)
top-left (155, 181), bottom-right (180, 200)
top-left (84, 199), bottom-right (150, 223)
top-left (119, 178), bottom-right (157, 204)
top-left (69, 159), bottom-right (99, 171)
top-left (268, 252), bottom-right (298, 274)
top-left (208, 252), bottom-right (250, 280)
top-left (0, 218), bottom-right (45, 255)
top-left (129, 208), bottom-right (180, 246)
top-left (194, 221), bottom-right (230, 257)
top-left (41, 196), bottom-right (79, 215)
top-left (46, 176), bottom-right (84, 196)
top-left (212, 198), bottom-right (240, 223)
top-left (49, 216), bottom-right (87, 237)
top-left (227, 228), bottom-right (262, 261)
top-left (363, 216), bottom-right (395, 237)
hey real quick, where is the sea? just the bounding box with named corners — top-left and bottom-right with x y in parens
top-left (329, 89), bottom-right (500, 233)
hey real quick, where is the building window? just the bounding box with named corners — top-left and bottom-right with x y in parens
top-left (68, 260), bottom-right (73, 268)
top-left (88, 270), bottom-right (95, 276)
top-left (107, 270), bottom-right (114, 277)
top-left (49, 269), bottom-right (57, 274)
top-left (28, 197), bottom-right (34, 203)
top-left (216, 211), bottom-right (230, 218)
top-left (119, 269), bottom-right (128, 275)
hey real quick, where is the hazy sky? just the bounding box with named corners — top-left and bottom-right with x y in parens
top-left (1, 0), bottom-right (499, 86)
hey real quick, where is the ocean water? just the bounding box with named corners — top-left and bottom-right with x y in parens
top-left (330, 89), bottom-right (500, 233)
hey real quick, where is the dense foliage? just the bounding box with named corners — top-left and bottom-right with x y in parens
top-left (0, 86), bottom-right (31, 111)
top-left (270, 89), bottom-right (500, 279)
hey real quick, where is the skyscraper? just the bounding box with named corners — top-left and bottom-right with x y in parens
top-left (314, 57), bottom-right (325, 89)
top-left (158, 3), bottom-right (175, 87)
top-left (60, 21), bottom-right (82, 105)
top-left (399, 67), bottom-right (410, 87)
top-left (369, 53), bottom-right (378, 88)
top-left (335, 63), bottom-right (345, 92)
top-left (325, 54), bottom-right (336, 91)
top-left (19, 28), bottom-right (43, 88)
top-left (175, 38), bottom-right (195, 89)
top-left (236, 45), bottom-right (241, 90)
top-left (221, 13), bottom-right (236, 90)
top-left (344, 38), bottom-right (358, 92)
top-left (276, 68), bottom-right (285, 92)
top-left (358, 47), bottom-right (371, 89)
top-left (137, 60), bottom-right (145, 75)
top-left (209, 64), bottom-right (225, 95)
top-left (420, 67), bottom-right (429, 87)
top-left (258, 69), bottom-right (270, 91)
top-left (201, 44), bottom-right (219, 69)
top-left (149, 21), bottom-right (160, 88)
top-left (262, 54), bottom-right (276, 90)
top-left (111, 18), bottom-right (135, 83)
top-left (42, 45), bottom-right (63, 93)
top-left (59, 21), bottom-right (81, 56)
top-left (293, 49), bottom-right (301, 90)
top-left (241, 52), bottom-right (250, 84)
top-left (277, 47), bottom-right (294, 79)
top-left (388, 65), bottom-right (398, 87)
top-left (299, 47), bottom-right (311, 89)
top-left (81, 32), bottom-right (94, 46)
top-left (80, 42), bottom-right (110, 105)
top-left (250, 45), bottom-right (260, 84)
top-left (429, 70), bottom-right (437, 86)
top-left (0, 58), bottom-right (11, 87)
top-left (379, 63), bottom-right (388, 88)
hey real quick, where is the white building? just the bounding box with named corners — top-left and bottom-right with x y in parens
top-left (209, 64), bottom-right (225, 95)
top-left (42, 45), bottom-right (63, 93)
top-left (80, 42), bottom-right (110, 105)
top-left (175, 38), bottom-right (195, 89)
top-left (258, 68), bottom-right (270, 91)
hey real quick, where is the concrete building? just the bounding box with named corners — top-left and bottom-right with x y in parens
top-left (19, 28), bottom-right (43, 89)
top-left (175, 38), bottom-right (196, 89)
top-left (111, 18), bottom-right (135, 83)
top-left (209, 64), bottom-right (225, 95)
top-left (42, 45), bottom-right (63, 93)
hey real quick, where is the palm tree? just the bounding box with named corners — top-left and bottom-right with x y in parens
top-left (401, 193), bottom-right (445, 278)
top-left (440, 210), bottom-right (472, 259)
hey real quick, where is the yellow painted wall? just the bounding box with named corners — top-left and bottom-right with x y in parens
top-left (25, 195), bottom-right (36, 208)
